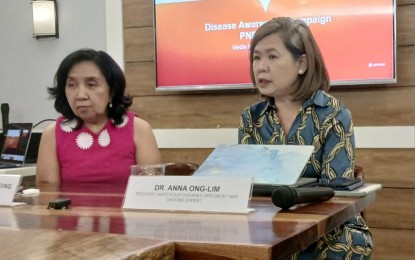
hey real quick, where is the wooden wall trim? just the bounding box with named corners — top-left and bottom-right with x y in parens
top-left (357, 149), bottom-right (415, 188)
top-left (123, 0), bottom-right (153, 28)
top-left (365, 187), bottom-right (415, 229)
top-left (397, 4), bottom-right (415, 47)
top-left (370, 228), bottom-right (414, 260)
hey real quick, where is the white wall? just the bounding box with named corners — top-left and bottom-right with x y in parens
top-left (0, 0), bottom-right (120, 130)
top-left (152, 127), bottom-right (415, 149)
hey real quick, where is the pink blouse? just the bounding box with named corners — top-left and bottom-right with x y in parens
top-left (56, 112), bottom-right (136, 183)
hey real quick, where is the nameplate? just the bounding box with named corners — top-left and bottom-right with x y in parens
top-left (0, 174), bottom-right (22, 206)
top-left (122, 176), bottom-right (253, 214)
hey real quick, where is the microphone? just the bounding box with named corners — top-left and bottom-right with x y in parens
top-left (271, 186), bottom-right (334, 209)
top-left (1, 103), bottom-right (9, 133)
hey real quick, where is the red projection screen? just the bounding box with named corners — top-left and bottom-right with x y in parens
top-left (154, 0), bottom-right (396, 92)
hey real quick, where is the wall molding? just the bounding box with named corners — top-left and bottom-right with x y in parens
top-left (154, 126), bottom-right (415, 149)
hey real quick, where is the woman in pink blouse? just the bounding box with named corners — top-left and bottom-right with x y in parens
top-left (36, 49), bottom-right (161, 183)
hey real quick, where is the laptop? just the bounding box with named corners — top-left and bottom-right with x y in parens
top-left (0, 123), bottom-right (33, 169)
top-left (192, 144), bottom-right (315, 195)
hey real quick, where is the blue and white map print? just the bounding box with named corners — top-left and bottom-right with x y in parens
top-left (193, 144), bottom-right (314, 185)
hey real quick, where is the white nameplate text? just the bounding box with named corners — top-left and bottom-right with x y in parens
top-left (123, 176), bottom-right (253, 213)
top-left (0, 174), bottom-right (22, 206)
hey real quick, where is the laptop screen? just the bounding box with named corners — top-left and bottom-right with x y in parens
top-left (1, 123), bottom-right (33, 164)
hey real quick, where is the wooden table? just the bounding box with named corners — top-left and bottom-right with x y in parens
top-left (2, 182), bottom-right (376, 260)
top-left (0, 228), bottom-right (174, 259)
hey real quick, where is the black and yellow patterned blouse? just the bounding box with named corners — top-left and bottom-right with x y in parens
top-left (239, 90), bottom-right (355, 182)
top-left (238, 90), bottom-right (372, 259)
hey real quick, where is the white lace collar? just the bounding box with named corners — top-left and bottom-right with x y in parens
top-left (60, 115), bottom-right (128, 150)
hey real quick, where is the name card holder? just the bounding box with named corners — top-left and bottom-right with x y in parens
top-left (0, 174), bottom-right (22, 206)
top-left (122, 176), bottom-right (253, 214)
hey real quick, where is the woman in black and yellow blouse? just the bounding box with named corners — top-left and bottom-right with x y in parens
top-left (239, 17), bottom-right (372, 259)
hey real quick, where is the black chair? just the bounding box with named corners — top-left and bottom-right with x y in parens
top-left (164, 163), bottom-right (199, 176)
top-left (354, 165), bottom-right (364, 180)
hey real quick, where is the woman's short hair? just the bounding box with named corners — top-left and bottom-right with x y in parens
top-left (48, 48), bottom-right (132, 126)
top-left (249, 17), bottom-right (330, 101)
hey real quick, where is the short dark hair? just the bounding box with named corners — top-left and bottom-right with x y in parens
top-left (48, 48), bottom-right (132, 126)
top-left (249, 17), bottom-right (330, 101)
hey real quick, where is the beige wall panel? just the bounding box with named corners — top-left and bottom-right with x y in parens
top-left (397, 5), bottom-right (415, 46)
top-left (331, 86), bottom-right (415, 126)
top-left (356, 149), bottom-right (415, 188)
top-left (370, 228), bottom-right (414, 260)
top-left (364, 188), bottom-right (415, 229)
top-left (123, 0), bottom-right (153, 28)
top-left (124, 27), bottom-right (154, 62)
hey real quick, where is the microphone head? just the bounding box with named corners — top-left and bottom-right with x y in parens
top-left (271, 186), bottom-right (297, 209)
top-left (1, 103), bottom-right (10, 132)
top-left (1, 103), bottom-right (9, 113)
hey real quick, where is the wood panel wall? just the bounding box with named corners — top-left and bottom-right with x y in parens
top-left (122, 0), bottom-right (415, 259)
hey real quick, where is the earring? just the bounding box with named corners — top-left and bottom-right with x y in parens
top-left (109, 102), bottom-right (113, 108)
top-left (299, 70), bottom-right (303, 74)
